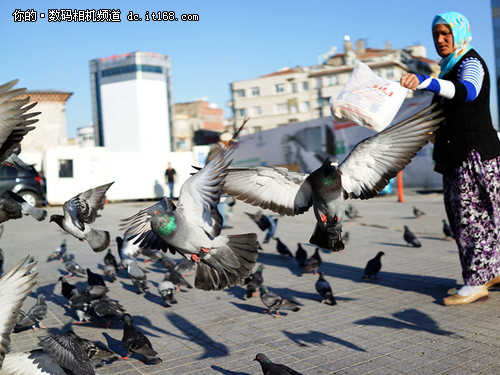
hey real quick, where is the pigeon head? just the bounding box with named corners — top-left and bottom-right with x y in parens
top-left (377, 251), bottom-right (385, 257)
top-left (254, 353), bottom-right (271, 364)
top-left (49, 214), bottom-right (63, 225)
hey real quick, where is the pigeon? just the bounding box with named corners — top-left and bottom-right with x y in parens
top-left (65, 330), bottom-right (121, 367)
top-left (275, 237), bottom-right (293, 257)
top-left (82, 284), bottom-right (109, 301)
top-left (0, 80), bottom-right (40, 167)
top-left (122, 314), bottom-right (162, 364)
top-left (254, 352), bottom-right (303, 375)
top-left (141, 247), bottom-right (161, 263)
top-left (259, 285), bottom-right (300, 318)
top-left (116, 235), bottom-right (134, 269)
top-left (159, 253), bottom-right (176, 269)
top-left (47, 240), bottom-right (68, 262)
top-left (295, 243), bottom-right (307, 268)
top-left (90, 299), bottom-right (126, 327)
top-left (244, 264), bottom-right (264, 298)
top-left (0, 190), bottom-right (47, 223)
top-left (158, 277), bottom-right (177, 306)
top-left (404, 225), bottom-right (421, 247)
top-left (59, 276), bottom-right (77, 306)
top-left (363, 251), bottom-right (385, 280)
top-left (164, 263), bottom-right (193, 291)
top-left (121, 122), bottom-right (259, 291)
top-left (174, 257), bottom-right (195, 275)
top-left (413, 206), bottom-right (426, 218)
top-left (103, 264), bottom-right (117, 282)
top-left (443, 219), bottom-right (454, 239)
top-left (345, 204), bottom-right (360, 219)
top-left (315, 272), bottom-right (336, 305)
top-left (304, 247), bottom-right (322, 274)
top-left (86, 268), bottom-right (106, 287)
top-left (14, 294), bottom-right (48, 331)
top-left (49, 182), bottom-right (114, 252)
top-left (245, 210), bottom-right (279, 243)
top-left (104, 248), bottom-right (118, 270)
top-left (69, 289), bottom-right (92, 323)
top-left (0, 255), bottom-right (37, 368)
top-left (221, 104), bottom-right (443, 251)
top-left (65, 260), bottom-right (86, 278)
top-left (127, 260), bottom-right (149, 294)
top-left (342, 231), bottom-right (350, 246)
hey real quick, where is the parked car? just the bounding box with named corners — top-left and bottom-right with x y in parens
top-left (0, 164), bottom-right (45, 207)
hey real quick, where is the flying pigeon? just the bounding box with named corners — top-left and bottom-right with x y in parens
top-left (14, 294), bottom-right (48, 331)
top-left (443, 219), bottom-right (454, 239)
top-left (48, 240), bottom-right (67, 262)
top-left (413, 206), bottom-right (426, 218)
top-left (49, 182), bottom-right (114, 252)
top-left (0, 190), bottom-right (47, 223)
top-left (275, 237), bottom-right (293, 257)
top-left (259, 285), bottom-right (300, 318)
top-left (221, 104), bottom-right (443, 251)
top-left (254, 352), bottom-right (303, 375)
top-left (121, 314), bottom-right (162, 364)
top-left (404, 225), bottom-right (421, 247)
top-left (295, 243), bottom-right (307, 268)
top-left (121, 123), bottom-right (259, 291)
top-left (315, 272), bottom-right (336, 305)
top-left (304, 247), bottom-right (322, 274)
top-left (158, 278), bottom-right (177, 306)
top-left (0, 255), bottom-right (37, 369)
top-left (0, 80), bottom-right (40, 167)
top-left (244, 264), bottom-right (264, 298)
top-left (65, 330), bottom-right (121, 367)
top-left (363, 251), bottom-right (385, 280)
top-left (64, 260), bottom-right (86, 278)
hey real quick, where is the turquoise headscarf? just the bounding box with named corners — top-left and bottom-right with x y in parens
top-left (432, 11), bottom-right (472, 78)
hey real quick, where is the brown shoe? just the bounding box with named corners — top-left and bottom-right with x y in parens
top-left (443, 286), bottom-right (488, 306)
top-left (485, 275), bottom-right (500, 289)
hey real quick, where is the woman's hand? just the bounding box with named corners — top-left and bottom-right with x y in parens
top-left (400, 73), bottom-right (420, 91)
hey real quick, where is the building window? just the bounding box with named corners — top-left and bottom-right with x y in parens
top-left (253, 126), bottom-right (262, 133)
top-left (275, 103), bottom-right (288, 114)
top-left (235, 89), bottom-right (245, 98)
top-left (317, 97), bottom-right (327, 107)
top-left (59, 159), bottom-right (73, 178)
top-left (236, 108), bottom-right (246, 117)
top-left (327, 75), bottom-right (338, 86)
top-left (315, 77), bottom-right (322, 88)
top-left (386, 67), bottom-right (394, 79)
top-left (250, 106), bottom-right (261, 116)
top-left (275, 83), bottom-right (285, 93)
top-left (291, 82), bottom-right (298, 93)
top-left (302, 81), bottom-right (309, 90)
top-left (251, 87), bottom-right (260, 96)
top-left (300, 101), bottom-right (310, 112)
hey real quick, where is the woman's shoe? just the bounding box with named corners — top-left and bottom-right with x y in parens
top-left (485, 275), bottom-right (500, 289)
top-left (443, 285), bottom-right (488, 306)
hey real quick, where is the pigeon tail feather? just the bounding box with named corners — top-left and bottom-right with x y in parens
top-left (25, 204), bottom-right (47, 221)
top-left (86, 228), bottom-right (110, 252)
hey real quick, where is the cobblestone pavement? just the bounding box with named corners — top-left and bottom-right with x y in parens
top-left (2, 191), bottom-right (500, 374)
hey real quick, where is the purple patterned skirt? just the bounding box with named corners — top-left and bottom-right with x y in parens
top-left (443, 150), bottom-right (500, 286)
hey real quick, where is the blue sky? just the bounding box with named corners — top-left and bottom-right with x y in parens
top-left (0, 1), bottom-right (496, 138)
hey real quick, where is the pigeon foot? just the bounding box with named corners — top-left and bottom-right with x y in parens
top-left (201, 247), bottom-right (210, 253)
top-left (191, 254), bottom-right (200, 262)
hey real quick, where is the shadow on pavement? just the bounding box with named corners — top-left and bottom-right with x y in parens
top-left (211, 365), bottom-right (251, 375)
top-left (282, 330), bottom-right (366, 351)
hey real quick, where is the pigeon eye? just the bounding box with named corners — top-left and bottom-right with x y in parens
top-left (320, 213), bottom-right (327, 222)
top-left (154, 210), bottom-right (159, 215)
top-left (333, 215), bottom-right (338, 222)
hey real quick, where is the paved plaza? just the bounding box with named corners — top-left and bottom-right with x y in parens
top-left (2, 190), bottom-right (500, 374)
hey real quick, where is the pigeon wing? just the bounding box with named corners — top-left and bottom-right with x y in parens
top-left (339, 104), bottom-right (443, 200)
top-left (72, 182), bottom-right (114, 224)
top-left (222, 166), bottom-right (313, 216)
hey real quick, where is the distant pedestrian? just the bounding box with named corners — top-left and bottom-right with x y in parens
top-left (165, 162), bottom-right (176, 199)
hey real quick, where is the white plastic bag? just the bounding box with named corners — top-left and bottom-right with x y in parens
top-left (330, 62), bottom-right (408, 132)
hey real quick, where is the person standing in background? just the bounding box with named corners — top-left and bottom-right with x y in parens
top-left (165, 162), bottom-right (176, 199)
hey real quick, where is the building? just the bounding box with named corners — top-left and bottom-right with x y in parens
top-left (173, 100), bottom-right (224, 150)
top-left (13, 89), bottom-right (72, 168)
top-left (229, 37), bottom-right (437, 133)
top-left (76, 125), bottom-right (95, 148)
top-left (90, 51), bottom-right (174, 152)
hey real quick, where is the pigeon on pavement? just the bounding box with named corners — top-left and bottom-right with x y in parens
top-left (304, 247), bottom-right (322, 274)
top-left (363, 251), bottom-right (385, 280)
top-left (64, 260), bottom-right (86, 278)
top-left (254, 352), bottom-right (303, 375)
top-left (164, 263), bottom-right (193, 291)
top-left (244, 264), bottom-right (264, 298)
top-left (48, 240), bottom-right (67, 262)
top-left (174, 257), bottom-right (195, 275)
top-left (14, 294), bottom-right (48, 331)
top-left (295, 243), bottom-right (307, 268)
top-left (158, 277), bottom-right (177, 306)
top-left (0, 190), bottom-right (47, 223)
top-left (315, 272), bottom-right (336, 305)
top-left (122, 314), bottom-right (162, 364)
top-left (86, 268), bottom-right (106, 287)
top-left (404, 225), bottom-right (422, 247)
top-left (259, 285), bottom-right (300, 318)
top-left (413, 206), bottom-right (426, 218)
top-left (275, 237), bottom-right (293, 257)
top-left (221, 104), bottom-right (443, 252)
top-left (0, 80), bottom-right (40, 167)
top-left (50, 182), bottom-right (114, 252)
top-left (443, 219), bottom-right (454, 239)
top-left (104, 248), bottom-right (118, 270)
top-left (345, 204), bottom-right (361, 219)
top-left (65, 330), bottom-right (121, 367)
top-left (121, 123), bottom-right (259, 291)
top-left (127, 260), bottom-right (149, 294)
top-left (245, 210), bottom-right (279, 243)
top-left (58, 276), bottom-right (76, 306)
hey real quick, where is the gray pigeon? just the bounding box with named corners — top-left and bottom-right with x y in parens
top-left (221, 104), bottom-right (443, 251)
top-left (0, 190), bottom-right (47, 223)
top-left (254, 352), bottom-right (303, 375)
top-left (443, 219), bottom-right (454, 239)
top-left (127, 260), bottom-right (149, 294)
top-left (259, 285), bottom-right (300, 318)
top-left (363, 251), bottom-right (385, 280)
top-left (103, 264), bottom-right (117, 282)
top-left (413, 206), bottom-right (426, 218)
top-left (121, 123), bottom-right (259, 291)
top-left (404, 225), bottom-right (421, 247)
top-left (0, 80), bottom-right (40, 166)
top-left (65, 260), bottom-right (86, 278)
top-left (315, 272), bottom-right (336, 305)
top-left (50, 182), bottom-right (114, 252)
top-left (65, 330), bottom-right (121, 367)
top-left (14, 294), bottom-right (47, 331)
top-left (158, 278), bottom-right (177, 306)
top-left (47, 239), bottom-right (67, 262)
top-left (122, 314), bottom-right (162, 364)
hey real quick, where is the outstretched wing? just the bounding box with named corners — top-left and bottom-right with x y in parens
top-left (339, 104), bottom-right (443, 199)
top-left (222, 166), bottom-right (313, 216)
